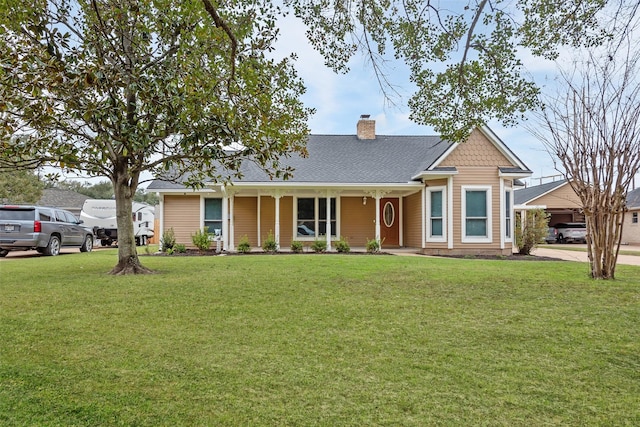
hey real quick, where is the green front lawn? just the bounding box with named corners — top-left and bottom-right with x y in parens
top-left (1, 251), bottom-right (639, 425)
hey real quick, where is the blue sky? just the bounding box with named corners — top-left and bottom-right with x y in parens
top-left (274, 15), bottom-right (565, 187)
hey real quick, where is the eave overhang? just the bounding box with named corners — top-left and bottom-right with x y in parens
top-left (498, 167), bottom-right (533, 179)
top-left (411, 167), bottom-right (459, 181)
top-left (152, 181), bottom-right (425, 197)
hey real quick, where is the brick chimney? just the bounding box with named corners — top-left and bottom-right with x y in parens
top-left (357, 114), bottom-right (375, 140)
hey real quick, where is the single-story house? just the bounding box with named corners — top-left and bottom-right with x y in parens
top-left (514, 179), bottom-right (584, 226)
top-left (148, 116), bottom-right (532, 255)
top-left (37, 188), bottom-right (90, 217)
top-left (622, 187), bottom-right (640, 245)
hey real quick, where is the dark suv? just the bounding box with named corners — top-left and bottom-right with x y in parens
top-left (0, 205), bottom-right (94, 257)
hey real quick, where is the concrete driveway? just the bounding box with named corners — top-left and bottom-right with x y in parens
top-left (0, 248), bottom-right (83, 260)
top-left (533, 244), bottom-right (640, 266)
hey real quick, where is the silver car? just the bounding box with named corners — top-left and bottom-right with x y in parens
top-left (0, 205), bottom-right (94, 257)
top-left (554, 222), bottom-right (587, 244)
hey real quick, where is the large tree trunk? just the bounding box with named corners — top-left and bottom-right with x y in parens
top-left (109, 168), bottom-right (154, 275)
top-left (583, 189), bottom-right (626, 280)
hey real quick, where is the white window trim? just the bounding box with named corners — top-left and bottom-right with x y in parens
top-left (202, 196), bottom-right (224, 237)
top-left (426, 186), bottom-right (447, 243)
top-left (504, 186), bottom-right (513, 244)
top-left (461, 185), bottom-right (493, 244)
top-left (293, 196), bottom-right (339, 240)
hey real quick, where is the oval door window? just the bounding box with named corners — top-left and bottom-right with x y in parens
top-left (383, 201), bottom-right (395, 227)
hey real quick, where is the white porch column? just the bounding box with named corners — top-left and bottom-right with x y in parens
top-left (158, 194), bottom-right (164, 252)
top-left (325, 195), bottom-right (332, 251)
top-left (257, 193), bottom-right (261, 247)
top-left (228, 192), bottom-right (235, 251)
top-left (274, 192), bottom-right (281, 250)
top-left (375, 195), bottom-right (381, 243)
top-left (421, 186), bottom-right (426, 249)
top-left (222, 192), bottom-right (229, 251)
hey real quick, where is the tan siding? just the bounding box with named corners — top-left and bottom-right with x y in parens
top-left (403, 191), bottom-right (422, 248)
top-left (164, 195), bottom-right (200, 248)
top-left (260, 196), bottom-right (276, 242)
top-left (451, 167), bottom-right (503, 250)
top-left (234, 196), bottom-right (258, 245)
top-left (340, 197), bottom-right (376, 247)
top-left (621, 209), bottom-right (640, 245)
top-left (279, 196), bottom-right (294, 245)
top-left (425, 178), bottom-right (448, 186)
top-left (533, 184), bottom-right (582, 209)
top-left (440, 129), bottom-right (514, 167)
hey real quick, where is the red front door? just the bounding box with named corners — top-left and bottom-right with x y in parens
top-left (380, 198), bottom-right (399, 246)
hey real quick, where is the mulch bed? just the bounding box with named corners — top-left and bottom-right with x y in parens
top-left (148, 249), bottom-right (562, 261)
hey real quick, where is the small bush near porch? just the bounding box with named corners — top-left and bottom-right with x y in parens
top-left (1, 252), bottom-right (639, 425)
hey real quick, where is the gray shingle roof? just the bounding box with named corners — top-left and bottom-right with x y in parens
top-left (627, 187), bottom-right (640, 209)
top-left (514, 180), bottom-right (567, 205)
top-left (515, 180), bottom-right (640, 208)
top-left (37, 188), bottom-right (90, 210)
top-left (149, 134), bottom-right (454, 189)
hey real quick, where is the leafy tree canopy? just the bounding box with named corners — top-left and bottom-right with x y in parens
top-left (0, 169), bottom-right (44, 204)
top-left (287, 0), bottom-right (635, 141)
top-left (0, 0), bottom-right (310, 274)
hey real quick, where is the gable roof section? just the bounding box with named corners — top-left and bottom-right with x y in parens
top-left (514, 179), bottom-right (567, 205)
top-left (430, 126), bottom-right (530, 171)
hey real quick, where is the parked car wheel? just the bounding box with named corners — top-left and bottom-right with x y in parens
top-left (0, 249), bottom-right (8, 257)
top-left (44, 235), bottom-right (61, 256)
top-left (80, 235), bottom-right (93, 252)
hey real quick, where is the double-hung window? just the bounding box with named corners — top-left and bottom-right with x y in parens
top-left (462, 186), bottom-right (492, 243)
top-left (426, 187), bottom-right (446, 242)
top-left (204, 198), bottom-right (223, 236)
top-left (504, 189), bottom-right (512, 241)
top-left (633, 212), bottom-right (638, 224)
top-left (296, 197), bottom-right (336, 238)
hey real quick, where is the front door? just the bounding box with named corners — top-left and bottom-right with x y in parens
top-left (380, 198), bottom-right (399, 246)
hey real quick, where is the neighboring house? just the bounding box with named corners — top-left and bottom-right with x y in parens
top-left (622, 187), bottom-right (640, 245)
top-left (37, 188), bottom-right (90, 217)
top-left (148, 116), bottom-right (532, 255)
top-left (514, 179), bottom-right (584, 226)
top-left (515, 179), bottom-right (640, 246)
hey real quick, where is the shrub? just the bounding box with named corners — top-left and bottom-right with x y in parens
top-left (366, 238), bottom-right (381, 253)
top-left (290, 240), bottom-right (304, 253)
top-left (515, 208), bottom-right (550, 255)
top-left (262, 230), bottom-right (278, 253)
top-left (335, 236), bottom-right (350, 253)
top-left (160, 228), bottom-right (176, 252)
top-left (191, 227), bottom-right (211, 251)
top-left (311, 239), bottom-right (327, 253)
top-left (237, 235), bottom-right (251, 253)
top-left (174, 243), bottom-right (187, 253)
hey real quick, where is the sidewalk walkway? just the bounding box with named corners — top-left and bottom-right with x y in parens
top-left (385, 245), bottom-right (640, 266)
top-left (532, 246), bottom-right (640, 266)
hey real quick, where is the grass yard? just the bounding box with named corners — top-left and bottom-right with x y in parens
top-left (1, 250), bottom-right (639, 426)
